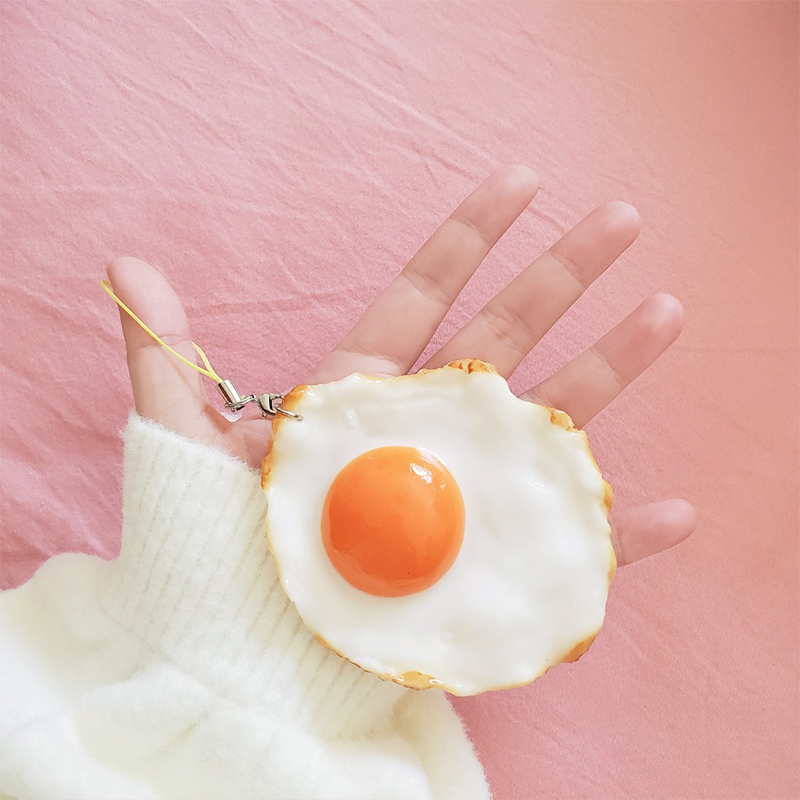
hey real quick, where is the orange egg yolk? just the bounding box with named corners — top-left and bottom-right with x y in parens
top-left (321, 446), bottom-right (465, 597)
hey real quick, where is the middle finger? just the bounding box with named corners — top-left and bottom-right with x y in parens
top-left (424, 201), bottom-right (640, 376)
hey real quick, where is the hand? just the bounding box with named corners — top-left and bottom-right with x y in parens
top-left (108, 165), bottom-right (695, 566)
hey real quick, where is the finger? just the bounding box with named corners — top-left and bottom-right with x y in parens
top-left (107, 257), bottom-right (208, 424)
top-left (523, 294), bottom-right (684, 427)
top-left (424, 201), bottom-right (641, 376)
top-left (310, 165), bottom-right (540, 383)
top-left (611, 499), bottom-right (696, 566)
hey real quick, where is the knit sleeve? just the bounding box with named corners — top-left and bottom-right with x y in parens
top-left (0, 413), bottom-right (489, 800)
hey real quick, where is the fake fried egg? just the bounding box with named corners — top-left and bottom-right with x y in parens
top-left (261, 359), bottom-right (615, 696)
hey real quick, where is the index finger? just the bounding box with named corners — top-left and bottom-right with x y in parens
top-left (309, 165), bottom-right (540, 383)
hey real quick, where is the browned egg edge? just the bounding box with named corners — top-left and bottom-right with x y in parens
top-left (261, 358), bottom-right (616, 696)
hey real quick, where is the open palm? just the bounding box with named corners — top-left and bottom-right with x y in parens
top-left (108, 165), bottom-right (695, 567)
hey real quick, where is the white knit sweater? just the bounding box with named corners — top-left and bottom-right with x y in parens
top-left (0, 415), bottom-right (489, 800)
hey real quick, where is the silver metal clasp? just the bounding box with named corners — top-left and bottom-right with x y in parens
top-left (216, 379), bottom-right (302, 420)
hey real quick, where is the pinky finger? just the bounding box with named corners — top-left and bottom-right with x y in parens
top-left (610, 499), bottom-right (697, 566)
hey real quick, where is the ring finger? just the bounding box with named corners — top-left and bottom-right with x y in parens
top-left (522, 293), bottom-right (684, 427)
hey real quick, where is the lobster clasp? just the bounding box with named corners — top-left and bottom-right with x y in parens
top-left (216, 379), bottom-right (301, 420)
top-left (257, 393), bottom-right (302, 420)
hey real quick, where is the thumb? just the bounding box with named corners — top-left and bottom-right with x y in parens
top-left (107, 257), bottom-right (209, 428)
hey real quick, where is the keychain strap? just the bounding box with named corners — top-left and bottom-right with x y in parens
top-left (101, 280), bottom-right (301, 420)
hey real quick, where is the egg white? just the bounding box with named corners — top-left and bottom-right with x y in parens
top-left (262, 360), bottom-right (614, 696)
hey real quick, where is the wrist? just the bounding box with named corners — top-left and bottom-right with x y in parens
top-left (99, 413), bottom-right (405, 735)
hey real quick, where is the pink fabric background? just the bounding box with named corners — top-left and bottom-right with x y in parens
top-left (1, 2), bottom-right (798, 797)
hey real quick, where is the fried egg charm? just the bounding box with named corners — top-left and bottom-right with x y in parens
top-left (261, 359), bottom-right (615, 696)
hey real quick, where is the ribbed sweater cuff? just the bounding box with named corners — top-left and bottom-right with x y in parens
top-left (99, 414), bottom-right (404, 737)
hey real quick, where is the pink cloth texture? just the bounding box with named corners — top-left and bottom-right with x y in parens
top-left (1, 2), bottom-right (798, 798)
